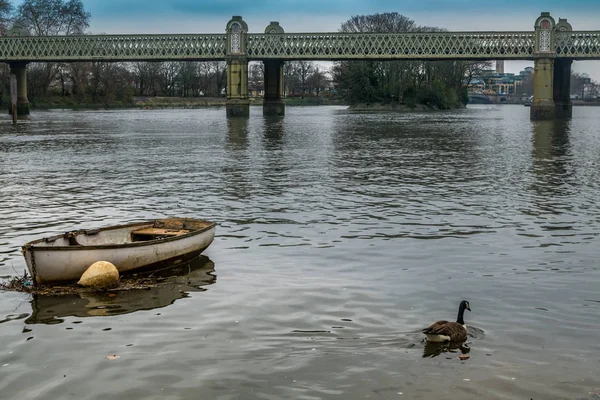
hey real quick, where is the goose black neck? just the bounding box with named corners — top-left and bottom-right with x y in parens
top-left (456, 303), bottom-right (466, 325)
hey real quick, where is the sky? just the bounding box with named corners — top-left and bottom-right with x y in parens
top-left (8, 0), bottom-right (600, 79)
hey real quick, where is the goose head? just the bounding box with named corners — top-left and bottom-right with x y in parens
top-left (461, 300), bottom-right (471, 312)
top-left (457, 300), bottom-right (471, 325)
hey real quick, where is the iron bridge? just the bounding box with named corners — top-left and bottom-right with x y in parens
top-left (1, 30), bottom-right (600, 63)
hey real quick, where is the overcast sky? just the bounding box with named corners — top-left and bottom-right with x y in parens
top-left (9, 0), bottom-right (600, 79)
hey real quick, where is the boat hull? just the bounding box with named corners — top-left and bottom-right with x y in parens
top-left (22, 218), bottom-right (216, 284)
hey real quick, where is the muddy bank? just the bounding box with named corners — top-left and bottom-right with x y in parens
top-left (348, 102), bottom-right (466, 112)
top-left (134, 96), bottom-right (227, 108)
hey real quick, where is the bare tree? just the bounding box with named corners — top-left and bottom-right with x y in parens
top-left (340, 12), bottom-right (416, 33)
top-left (161, 62), bottom-right (180, 96)
top-left (284, 62), bottom-right (299, 97)
top-left (87, 62), bottom-right (133, 102)
top-left (296, 61), bottom-right (313, 99)
top-left (132, 62), bottom-right (164, 97)
top-left (178, 62), bottom-right (197, 97)
top-left (67, 62), bottom-right (91, 97)
top-left (0, 0), bottom-right (12, 34)
top-left (248, 62), bottom-right (264, 97)
top-left (14, 0), bottom-right (90, 98)
top-left (199, 61), bottom-right (226, 96)
top-left (463, 61), bottom-right (494, 89)
top-left (571, 72), bottom-right (592, 98)
top-left (0, 0), bottom-right (12, 104)
top-left (309, 67), bottom-right (327, 96)
top-left (16, 0), bottom-right (90, 35)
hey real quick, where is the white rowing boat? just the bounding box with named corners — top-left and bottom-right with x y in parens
top-left (22, 218), bottom-right (216, 284)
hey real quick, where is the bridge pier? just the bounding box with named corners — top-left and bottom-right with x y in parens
top-left (262, 22), bottom-right (286, 117)
top-left (553, 58), bottom-right (572, 119)
top-left (226, 59), bottom-right (250, 117)
top-left (8, 62), bottom-right (30, 117)
top-left (225, 17), bottom-right (250, 118)
top-left (263, 60), bottom-right (285, 116)
top-left (530, 14), bottom-right (574, 121)
top-left (531, 57), bottom-right (556, 120)
top-left (552, 18), bottom-right (575, 119)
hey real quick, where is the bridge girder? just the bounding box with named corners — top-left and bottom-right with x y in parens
top-left (1, 31), bottom-right (599, 63)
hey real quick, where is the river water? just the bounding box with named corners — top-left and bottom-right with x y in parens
top-left (0, 105), bottom-right (599, 399)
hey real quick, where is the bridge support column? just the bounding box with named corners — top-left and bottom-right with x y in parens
top-left (530, 13), bottom-right (574, 121)
top-left (226, 59), bottom-right (250, 117)
top-left (552, 19), bottom-right (574, 119)
top-left (225, 16), bottom-right (250, 118)
top-left (262, 22), bottom-right (286, 117)
top-left (530, 13), bottom-right (558, 121)
top-left (553, 58), bottom-right (572, 119)
top-left (531, 58), bottom-right (556, 120)
top-left (263, 60), bottom-right (285, 116)
top-left (8, 62), bottom-right (30, 117)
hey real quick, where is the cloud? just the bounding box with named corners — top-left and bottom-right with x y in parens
top-left (77, 0), bottom-right (600, 20)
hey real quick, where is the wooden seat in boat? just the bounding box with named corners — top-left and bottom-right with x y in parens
top-left (131, 227), bottom-right (190, 241)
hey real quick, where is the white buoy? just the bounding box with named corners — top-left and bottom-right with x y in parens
top-left (78, 261), bottom-right (119, 288)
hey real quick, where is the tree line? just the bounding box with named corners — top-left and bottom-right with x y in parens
top-left (332, 13), bottom-right (491, 109)
top-left (0, 0), bottom-right (334, 105)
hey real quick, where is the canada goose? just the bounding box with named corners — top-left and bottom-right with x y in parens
top-left (422, 300), bottom-right (471, 342)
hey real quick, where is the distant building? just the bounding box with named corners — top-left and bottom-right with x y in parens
top-left (495, 60), bottom-right (504, 74)
top-left (468, 66), bottom-right (533, 96)
top-left (521, 66), bottom-right (534, 76)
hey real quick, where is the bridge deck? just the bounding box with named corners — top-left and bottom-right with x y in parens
top-left (0, 31), bottom-right (599, 62)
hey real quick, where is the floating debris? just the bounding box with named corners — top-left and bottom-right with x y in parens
top-left (0, 270), bottom-right (164, 296)
top-left (0, 271), bottom-right (31, 291)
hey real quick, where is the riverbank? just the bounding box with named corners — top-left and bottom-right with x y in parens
top-left (572, 100), bottom-right (600, 106)
top-left (20, 95), bottom-right (345, 110)
top-left (348, 102), bottom-right (466, 112)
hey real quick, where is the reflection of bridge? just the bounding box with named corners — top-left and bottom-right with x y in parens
top-left (2, 12), bottom-right (599, 119)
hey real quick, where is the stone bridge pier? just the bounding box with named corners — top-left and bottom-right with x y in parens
top-left (225, 17), bottom-right (250, 117)
top-left (8, 62), bottom-right (30, 117)
top-left (531, 14), bottom-right (573, 120)
top-left (262, 22), bottom-right (285, 116)
top-left (6, 26), bottom-right (30, 117)
top-left (225, 17), bottom-right (285, 117)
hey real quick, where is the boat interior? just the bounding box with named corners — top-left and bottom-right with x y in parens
top-left (34, 218), bottom-right (213, 247)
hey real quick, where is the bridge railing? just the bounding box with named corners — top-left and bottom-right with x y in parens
top-left (555, 31), bottom-right (600, 58)
top-left (247, 31), bottom-right (536, 60)
top-left (0, 34), bottom-right (228, 62)
top-left (2, 31), bottom-right (600, 62)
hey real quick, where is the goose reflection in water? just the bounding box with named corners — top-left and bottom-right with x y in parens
top-left (422, 340), bottom-right (470, 358)
top-left (25, 255), bottom-right (216, 325)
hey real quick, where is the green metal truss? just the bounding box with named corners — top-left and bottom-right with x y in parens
top-left (1, 31), bottom-right (599, 62)
top-left (555, 31), bottom-right (600, 58)
top-left (247, 32), bottom-right (537, 60)
top-left (0, 34), bottom-right (228, 62)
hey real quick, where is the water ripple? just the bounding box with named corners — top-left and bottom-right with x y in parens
top-left (1, 106), bottom-right (599, 399)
